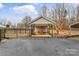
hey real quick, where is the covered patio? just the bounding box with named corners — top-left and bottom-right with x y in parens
top-left (31, 24), bottom-right (53, 37)
top-left (30, 16), bottom-right (54, 37)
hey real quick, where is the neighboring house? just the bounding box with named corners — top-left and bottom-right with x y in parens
top-left (70, 22), bottom-right (79, 35)
top-left (70, 22), bottom-right (79, 30)
top-left (29, 16), bottom-right (55, 37)
top-left (0, 24), bottom-right (6, 41)
top-left (0, 24), bottom-right (6, 28)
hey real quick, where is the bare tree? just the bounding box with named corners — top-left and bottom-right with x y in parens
top-left (76, 5), bottom-right (79, 22)
top-left (51, 4), bottom-right (68, 34)
top-left (6, 21), bottom-right (12, 28)
top-left (40, 5), bottom-right (48, 17)
top-left (22, 16), bottom-right (31, 28)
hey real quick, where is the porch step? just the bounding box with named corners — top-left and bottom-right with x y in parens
top-left (32, 34), bottom-right (52, 37)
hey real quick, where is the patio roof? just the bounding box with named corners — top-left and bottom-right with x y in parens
top-left (0, 24), bottom-right (6, 28)
top-left (71, 22), bottom-right (79, 28)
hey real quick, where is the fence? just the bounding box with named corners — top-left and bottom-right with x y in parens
top-left (0, 28), bottom-right (30, 40)
top-left (0, 28), bottom-right (79, 41)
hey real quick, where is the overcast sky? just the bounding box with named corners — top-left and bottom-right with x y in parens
top-left (0, 3), bottom-right (79, 25)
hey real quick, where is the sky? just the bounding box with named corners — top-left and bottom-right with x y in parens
top-left (0, 3), bottom-right (79, 25)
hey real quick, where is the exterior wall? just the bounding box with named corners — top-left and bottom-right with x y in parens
top-left (70, 28), bottom-right (79, 35)
top-left (71, 28), bottom-right (79, 31)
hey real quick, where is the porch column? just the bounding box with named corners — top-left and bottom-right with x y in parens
top-left (52, 25), bottom-right (53, 37)
top-left (47, 24), bottom-right (49, 34)
top-left (34, 26), bottom-right (36, 34)
top-left (29, 25), bottom-right (31, 37)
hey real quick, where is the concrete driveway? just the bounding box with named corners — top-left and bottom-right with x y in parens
top-left (0, 37), bottom-right (79, 56)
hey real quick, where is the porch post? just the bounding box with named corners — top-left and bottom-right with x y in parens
top-left (52, 25), bottom-right (53, 37)
top-left (29, 25), bottom-right (31, 37)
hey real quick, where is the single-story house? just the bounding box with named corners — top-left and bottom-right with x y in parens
top-left (29, 16), bottom-right (55, 37)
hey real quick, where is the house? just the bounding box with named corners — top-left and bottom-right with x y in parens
top-left (70, 22), bottom-right (79, 35)
top-left (0, 24), bottom-right (6, 41)
top-left (29, 16), bottom-right (55, 37)
top-left (70, 22), bottom-right (79, 30)
top-left (0, 24), bottom-right (6, 28)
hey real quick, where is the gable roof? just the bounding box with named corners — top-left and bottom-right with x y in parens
top-left (30, 16), bottom-right (55, 25)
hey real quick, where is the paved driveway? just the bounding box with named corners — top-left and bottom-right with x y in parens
top-left (0, 37), bottom-right (79, 56)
